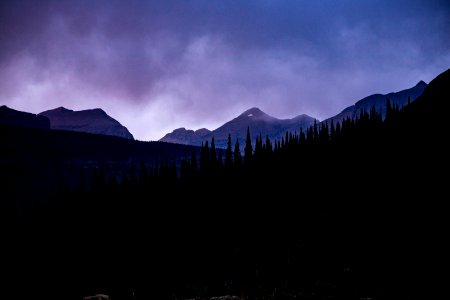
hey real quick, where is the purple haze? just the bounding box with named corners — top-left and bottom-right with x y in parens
top-left (1, 0), bottom-right (449, 140)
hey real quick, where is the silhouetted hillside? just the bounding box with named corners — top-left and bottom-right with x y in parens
top-left (0, 105), bottom-right (50, 129)
top-left (2, 68), bottom-right (448, 300)
top-left (0, 125), bottom-right (197, 210)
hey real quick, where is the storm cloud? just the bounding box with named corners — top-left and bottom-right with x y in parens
top-left (1, 0), bottom-right (449, 140)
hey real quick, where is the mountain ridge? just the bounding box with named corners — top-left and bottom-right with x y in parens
top-left (39, 106), bottom-right (134, 140)
top-left (160, 108), bottom-right (317, 148)
top-left (324, 80), bottom-right (427, 125)
top-left (160, 80), bottom-right (427, 147)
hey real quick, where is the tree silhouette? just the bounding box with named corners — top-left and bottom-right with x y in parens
top-left (210, 136), bottom-right (217, 175)
top-left (330, 120), bottom-right (336, 142)
top-left (200, 141), bottom-right (209, 176)
top-left (234, 138), bottom-right (242, 167)
top-left (313, 120), bottom-right (319, 143)
top-left (244, 126), bottom-right (253, 164)
top-left (386, 98), bottom-right (392, 121)
top-left (254, 133), bottom-right (263, 158)
top-left (225, 133), bottom-right (233, 169)
top-left (265, 135), bottom-right (272, 155)
top-left (17, 69), bottom-right (448, 300)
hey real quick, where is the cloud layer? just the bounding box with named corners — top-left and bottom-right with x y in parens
top-left (1, 0), bottom-right (449, 140)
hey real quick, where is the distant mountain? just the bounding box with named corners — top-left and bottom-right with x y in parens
top-left (0, 105), bottom-right (50, 129)
top-left (324, 80), bottom-right (427, 125)
top-left (160, 107), bottom-right (316, 148)
top-left (39, 107), bottom-right (134, 140)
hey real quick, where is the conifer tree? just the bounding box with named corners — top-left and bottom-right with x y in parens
top-left (265, 135), bottom-right (272, 154)
top-left (234, 138), bottom-right (242, 167)
top-left (225, 133), bottom-right (233, 169)
top-left (313, 120), bottom-right (319, 143)
top-left (307, 126), bottom-right (313, 143)
top-left (255, 133), bottom-right (263, 157)
top-left (336, 122), bottom-right (341, 141)
top-left (200, 141), bottom-right (210, 176)
top-left (210, 136), bottom-right (217, 166)
top-left (330, 120), bottom-right (336, 142)
top-left (300, 128), bottom-right (306, 144)
top-left (320, 122), bottom-right (328, 143)
top-left (244, 126), bottom-right (253, 164)
top-left (386, 98), bottom-right (392, 121)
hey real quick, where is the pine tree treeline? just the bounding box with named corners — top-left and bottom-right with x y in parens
top-left (11, 94), bottom-right (444, 300)
top-left (71, 100), bottom-right (409, 204)
top-left (6, 70), bottom-right (449, 300)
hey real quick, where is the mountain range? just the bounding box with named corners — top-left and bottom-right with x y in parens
top-left (161, 107), bottom-right (316, 148)
top-left (0, 105), bottom-right (134, 140)
top-left (160, 80), bottom-right (427, 147)
top-left (39, 107), bottom-right (134, 140)
top-left (0, 79), bottom-right (429, 145)
top-left (324, 80), bottom-right (427, 125)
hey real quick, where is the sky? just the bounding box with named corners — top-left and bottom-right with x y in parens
top-left (1, 0), bottom-right (449, 141)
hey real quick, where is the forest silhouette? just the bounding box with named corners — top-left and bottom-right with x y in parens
top-left (1, 69), bottom-right (449, 299)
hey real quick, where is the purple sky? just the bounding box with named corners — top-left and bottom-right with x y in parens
top-left (1, 0), bottom-right (449, 140)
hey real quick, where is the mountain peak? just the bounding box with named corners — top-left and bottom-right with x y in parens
top-left (54, 106), bottom-right (72, 112)
top-left (195, 128), bottom-right (211, 134)
top-left (240, 107), bottom-right (267, 118)
top-left (91, 108), bottom-right (106, 114)
top-left (291, 114), bottom-right (315, 122)
top-left (415, 80), bottom-right (427, 87)
top-left (39, 107), bottom-right (134, 139)
top-left (160, 107), bottom-right (316, 147)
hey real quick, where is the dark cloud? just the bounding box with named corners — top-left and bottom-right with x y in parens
top-left (1, 0), bottom-right (449, 140)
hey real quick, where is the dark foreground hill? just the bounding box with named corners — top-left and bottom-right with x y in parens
top-left (0, 125), bottom-right (197, 209)
top-left (2, 68), bottom-right (449, 300)
top-left (0, 105), bottom-right (50, 129)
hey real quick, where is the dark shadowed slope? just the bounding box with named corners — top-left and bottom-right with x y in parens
top-left (324, 80), bottom-right (427, 125)
top-left (0, 124), bottom-right (198, 204)
top-left (2, 69), bottom-right (449, 300)
top-left (401, 69), bottom-right (450, 132)
top-left (40, 107), bottom-right (134, 140)
top-left (0, 105), bottom-right (50, 129)
top-left (412, 70), bottom-right (449, 111)
top-left (160, 107), bottom-right (316, 148)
